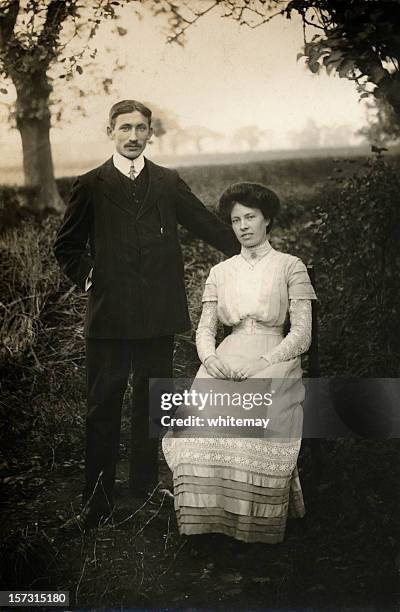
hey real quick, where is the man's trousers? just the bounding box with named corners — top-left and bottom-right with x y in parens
top-left (84, 335), bottom-right (174, 514)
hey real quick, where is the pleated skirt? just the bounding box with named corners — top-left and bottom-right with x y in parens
top-left (162, 329), bottom-right (306, 544)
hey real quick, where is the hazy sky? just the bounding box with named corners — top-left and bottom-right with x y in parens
top-left (61, 4), bottom-right (368, 147)
top-left (2, 3), bottom-right (369, 155)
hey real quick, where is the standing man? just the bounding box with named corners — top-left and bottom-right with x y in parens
top-left (54, 100), bottom-right (238, 527)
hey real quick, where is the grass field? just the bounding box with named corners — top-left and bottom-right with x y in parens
top-left (0, 144), bottom-right (372, 185)
top-left (1, 152), bottom-right (399, 610)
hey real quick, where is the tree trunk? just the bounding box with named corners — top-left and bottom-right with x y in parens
top-left (14, 75), bottom-right (63, 212)
top-left (17, 118), bottom-right (63, 212)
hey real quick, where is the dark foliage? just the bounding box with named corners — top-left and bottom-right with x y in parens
top-left (311, 153), bottom-right (400, 376)
top-left (0, 185), bottom-right (43, 231)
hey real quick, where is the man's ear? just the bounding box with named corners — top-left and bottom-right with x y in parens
top-left (106, 125), bottom-right (113, 139)
top-left (145, 126), bottom-right (154, 145)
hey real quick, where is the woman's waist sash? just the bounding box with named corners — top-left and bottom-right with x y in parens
top-left (231, 318), bottom-right (284, 336)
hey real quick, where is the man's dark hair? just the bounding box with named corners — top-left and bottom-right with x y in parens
top-left (219, 182), bottom-right (280, 233)
top-left (109, 99), bottom-right (152, 128)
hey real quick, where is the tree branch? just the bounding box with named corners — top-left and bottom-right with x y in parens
top-left (302, 16), bottom-right (324, 30)
top-left (37, 0), bottom-right (76, 54)
top-left (166, 1), bottom-right (220, 44)
top-left (45, 0), bottom-right (73, 28)
top-left (0, 0), bottom-right (19, 50)
top-left (236, 7), bottom-right (285, 29)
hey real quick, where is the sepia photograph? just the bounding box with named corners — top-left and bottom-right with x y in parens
top-left (0, 0), bottom-right (400, 610)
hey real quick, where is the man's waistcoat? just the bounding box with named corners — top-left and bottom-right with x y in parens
top-left (83, 159), bottom-right (190, 339)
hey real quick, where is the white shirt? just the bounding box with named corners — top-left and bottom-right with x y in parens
top-left (112, 150), bottom-right (145, 178)
top-left (85, 150), bottom-right (146, 291)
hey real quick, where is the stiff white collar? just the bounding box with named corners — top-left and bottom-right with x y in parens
top-left (240, 237), bottom-right (272, 264)
top-left (112, 150), bottom-right (145, 177)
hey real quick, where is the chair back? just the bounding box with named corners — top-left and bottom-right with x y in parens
top-left (306, 265), bottom-right (320, 378)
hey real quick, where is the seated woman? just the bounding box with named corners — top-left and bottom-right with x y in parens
top-left (162, 182), bottom-right (317, 544)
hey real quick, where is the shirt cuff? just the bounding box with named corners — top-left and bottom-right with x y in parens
top-left (85, 268), bottom-right (93, 292)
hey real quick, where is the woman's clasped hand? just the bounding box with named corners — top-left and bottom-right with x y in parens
top-left (204, 354), bottom-right (267, 381)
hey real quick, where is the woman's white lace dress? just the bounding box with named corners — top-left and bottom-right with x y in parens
top-left (162, 240), bottom-right (317, 543)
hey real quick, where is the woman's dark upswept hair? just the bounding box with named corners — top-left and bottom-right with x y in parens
top-left (219, 182), bottom-right (280, 233)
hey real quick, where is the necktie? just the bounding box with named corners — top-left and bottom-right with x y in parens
top-left (129, 161), bottom-right (137, 181)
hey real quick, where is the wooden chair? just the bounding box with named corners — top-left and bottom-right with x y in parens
top-left (305, 265), bottom-right (323, 485)
top-left (306, 265), bottom-right (320, 378)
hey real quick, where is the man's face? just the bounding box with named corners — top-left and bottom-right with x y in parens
top-left (107, 111), bottom-right (153, 159)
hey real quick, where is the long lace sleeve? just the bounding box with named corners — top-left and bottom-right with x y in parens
top-left (196, 301), bottom-right (218, 365)
top-left (261, 299), bottom-right (312, 366)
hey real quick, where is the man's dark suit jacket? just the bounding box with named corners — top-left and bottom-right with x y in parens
top-left (53, 157), bottom-right (239, 339)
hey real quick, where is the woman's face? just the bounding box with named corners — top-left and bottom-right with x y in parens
top-left (230, 202), bottom-right (269, 247)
